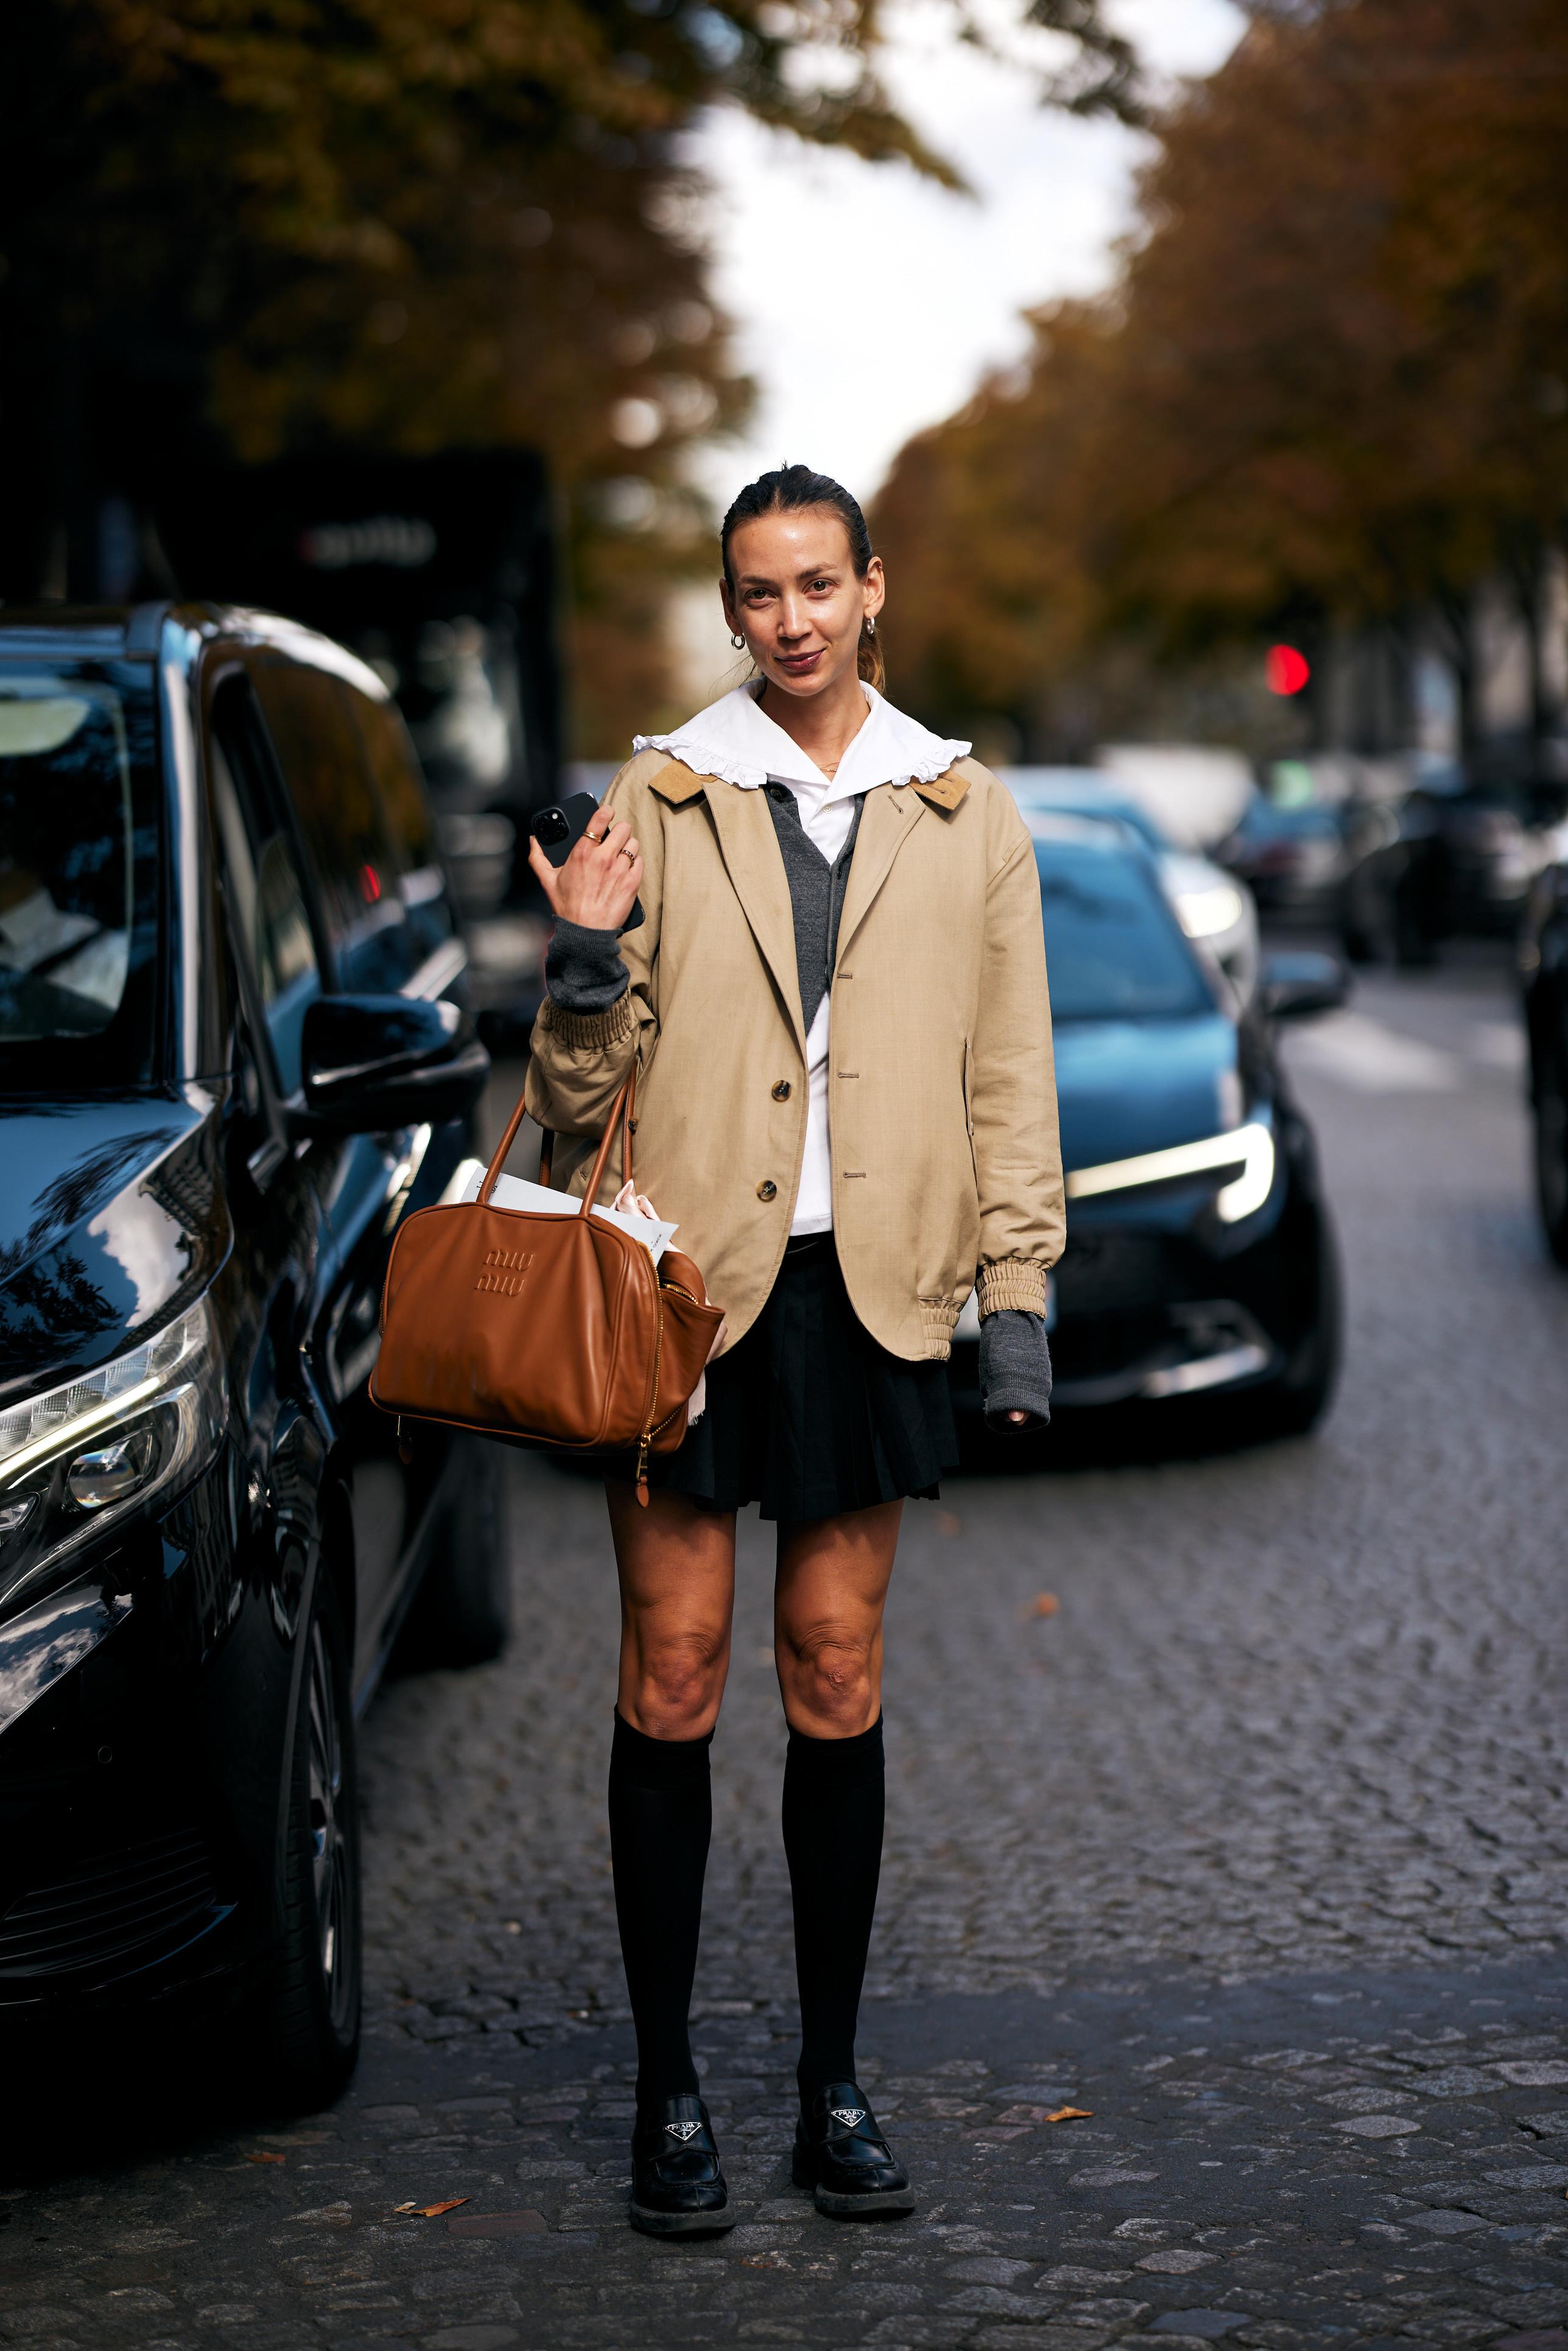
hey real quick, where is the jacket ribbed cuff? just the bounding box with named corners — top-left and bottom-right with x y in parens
top-left (918, 1299), bottom-right (959, 1360)
top-left (977, 1260), bottom-right (1049, 1319)
top-left (534, 991), bottom-right (638, 1052)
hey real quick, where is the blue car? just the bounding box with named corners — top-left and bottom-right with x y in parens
top-left (948, 811), bottom-right (1344, 1436)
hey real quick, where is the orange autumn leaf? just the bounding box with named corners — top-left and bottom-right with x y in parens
top-left (415, 2198), bottom-right (469, 2218)
top-left (1045, 2105), bottom-right (1093, 2122)
top-left (1031, 1594), bottom-right (1060, 1617)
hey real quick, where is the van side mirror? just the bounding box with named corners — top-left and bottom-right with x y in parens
top-left (1258, 950), bottom-right (1349, 1022)
top-left (298, 995), bottom-right (490, 1132)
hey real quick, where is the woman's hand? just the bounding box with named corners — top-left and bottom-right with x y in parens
top-left (527, 813), bottom-right (644, 932)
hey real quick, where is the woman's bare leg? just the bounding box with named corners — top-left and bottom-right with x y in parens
top-left (774, 1499), bottom-right (902, 1734)
top-left (603, 1481), bottom-right (738, 2137)
top-left (774, 1500), bottom-right (904, 2121)
top-left (607, 1482), bottom-right (738, 1738)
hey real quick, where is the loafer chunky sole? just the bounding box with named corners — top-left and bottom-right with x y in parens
top-left (629, 2095), bottom-right (735, 2237)
top-left (629, 2196), bottom-right (736, 2237)
top-left (794, 2082), bottom-right (916, 2218)
top-left (792, 2141), bottom-right (917, 2215)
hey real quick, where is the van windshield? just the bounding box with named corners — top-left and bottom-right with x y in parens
top-left (0, 661), bottom-right (161, 1089)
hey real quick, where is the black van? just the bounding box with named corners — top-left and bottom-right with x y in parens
top-left (0, 602), bottom-right (500, 2104)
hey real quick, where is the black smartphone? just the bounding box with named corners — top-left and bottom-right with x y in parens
top-left (529, 792), bottom-right (644, 932)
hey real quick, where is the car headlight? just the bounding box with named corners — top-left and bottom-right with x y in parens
top-left (1066, 1122), bottom-right (1276, 1223)
top-left (0, 1298), bottom-right (226, 1620)
top-left (1175, 884), bottom-right (1246, 940)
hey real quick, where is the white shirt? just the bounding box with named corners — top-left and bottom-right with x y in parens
top-left (635, 683), bottom-right (969, 1235)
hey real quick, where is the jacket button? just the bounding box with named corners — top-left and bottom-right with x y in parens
top-left (771, 1080), bottom-right (791, 1101)
top-left (756, 1179), bottom-right (778, 1201)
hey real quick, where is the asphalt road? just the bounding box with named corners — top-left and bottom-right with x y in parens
top-left (4, 947), bottom-right (1567, 2351)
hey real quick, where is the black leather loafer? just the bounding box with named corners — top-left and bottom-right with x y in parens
top-left (792, 2081), bottom-right (915, 2216)
top-left (629, 2093), bottom-right (735, 2237)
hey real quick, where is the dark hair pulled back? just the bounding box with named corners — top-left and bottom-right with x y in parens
top-left (720, 462), bottom-right (884, 692)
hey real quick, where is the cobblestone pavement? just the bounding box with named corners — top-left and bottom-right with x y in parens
top-left (4, 952), bottom-right (1567, 2351)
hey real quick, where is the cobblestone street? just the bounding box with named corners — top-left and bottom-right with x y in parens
top-left (4, 954), bottom-right (1567, 2351)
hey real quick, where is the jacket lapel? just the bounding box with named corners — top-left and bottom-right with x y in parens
top-left (834, 785), bottom-right (927, 972)
top-left (701, 779), bottom-right (809, 1055)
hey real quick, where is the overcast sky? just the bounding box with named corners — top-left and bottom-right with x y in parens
top-left (688, 0), bottom-right (1246, 508)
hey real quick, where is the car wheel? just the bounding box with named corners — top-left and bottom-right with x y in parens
top-left (399, 1439), bottom-right (512, 1668)
top-left (1245, 1220), bottom-right (1343, 1441)
top-left (244, 1567), bottom-right (361, 2110)
top-left (1533, 1045), bottom-right (1568, 1266)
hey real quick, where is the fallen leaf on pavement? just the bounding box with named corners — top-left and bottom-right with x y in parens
top-left (1045, 2105), bottom-right (1093, 2122)
top-left (246, 2153), bottom-right (286, 2165)
top-left (1031, 1594), bottom-right (1060, 1617)
top-left (402, 2198), bottom-right (469, 2218)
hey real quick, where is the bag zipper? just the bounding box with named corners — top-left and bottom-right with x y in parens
top-left (635, 1291), bottom-right (666, 1506)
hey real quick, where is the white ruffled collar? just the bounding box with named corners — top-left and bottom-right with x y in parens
top-left (634, 682), bottom-right (969, 799)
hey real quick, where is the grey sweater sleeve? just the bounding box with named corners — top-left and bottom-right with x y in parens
top-left (545, 919), bottom-right (630, 1013)
top-left (979, 1309), bottom-right (1053, 1430)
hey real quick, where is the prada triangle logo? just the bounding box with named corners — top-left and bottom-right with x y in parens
top-left (665, 2119), bottom-right (701, 2141)
top-left (830, 2106), bottom-right (865, 2129)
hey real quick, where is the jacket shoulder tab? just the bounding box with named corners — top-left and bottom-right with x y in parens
top-left (912, 756), bottom-right (983, 814)
top-left (647, 757), bottom-right (711, 806)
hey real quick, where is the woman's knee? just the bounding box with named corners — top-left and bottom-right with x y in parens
top-left (777, 1620), bottom-right (877, 1732)
top-left (625, 1624), bottom-right (728, 1738)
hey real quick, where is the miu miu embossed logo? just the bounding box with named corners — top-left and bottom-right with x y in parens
top-left (474, 1246), bottom-right (533, 1297)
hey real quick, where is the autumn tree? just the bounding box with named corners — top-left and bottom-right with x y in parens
top-left (0, 0), bottom-right (1142, 749)
top-left (875, 0), bottom-right (1568, 759)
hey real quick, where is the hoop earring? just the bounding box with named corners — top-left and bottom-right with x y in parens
top-left (730, 630), bottom-right (746, 650)
top-left (863, 614), bottom-right (877, 636)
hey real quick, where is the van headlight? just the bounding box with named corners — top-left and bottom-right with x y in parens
top-left (0, 1299), bottom-right (227, 1619)
top-left (1066, 1122), bottom-right (1276, 1224)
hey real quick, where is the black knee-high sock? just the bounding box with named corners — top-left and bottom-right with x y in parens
top-left (782, 1715), bottom-right (885, 2098)
top-left (608, 1710), bottom-right (712, 2116)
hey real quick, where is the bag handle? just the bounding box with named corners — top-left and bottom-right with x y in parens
top-left (479, 1066), bottom-right (636, 1213)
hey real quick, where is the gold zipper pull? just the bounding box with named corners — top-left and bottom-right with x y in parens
top-left (635, 1433), bottom-right (651, 1504)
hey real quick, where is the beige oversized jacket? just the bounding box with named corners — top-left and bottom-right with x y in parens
top-left (523, 747), bottom-right (1064, 1362)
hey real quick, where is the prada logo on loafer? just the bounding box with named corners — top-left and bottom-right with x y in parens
top-left (665, 2120), bottom-right (701, 2141)
top-left (830, 2107), bottom-right (866, 2128)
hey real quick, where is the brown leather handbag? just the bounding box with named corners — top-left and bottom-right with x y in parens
top-left (370, 1071), bottom-right (723, 1498)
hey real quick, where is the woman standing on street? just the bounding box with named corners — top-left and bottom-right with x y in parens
top-left (524, 464), bottom-right (1063, 2237)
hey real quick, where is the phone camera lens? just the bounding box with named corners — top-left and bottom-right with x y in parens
top-left (532, 808), bottom-right (568, 846)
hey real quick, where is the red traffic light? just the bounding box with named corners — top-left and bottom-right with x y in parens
top-left (1267, 644), bottom-right (1311, 696)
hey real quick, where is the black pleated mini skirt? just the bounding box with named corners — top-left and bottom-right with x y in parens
top-left (651, 1232), bottom-right (958, 1521)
